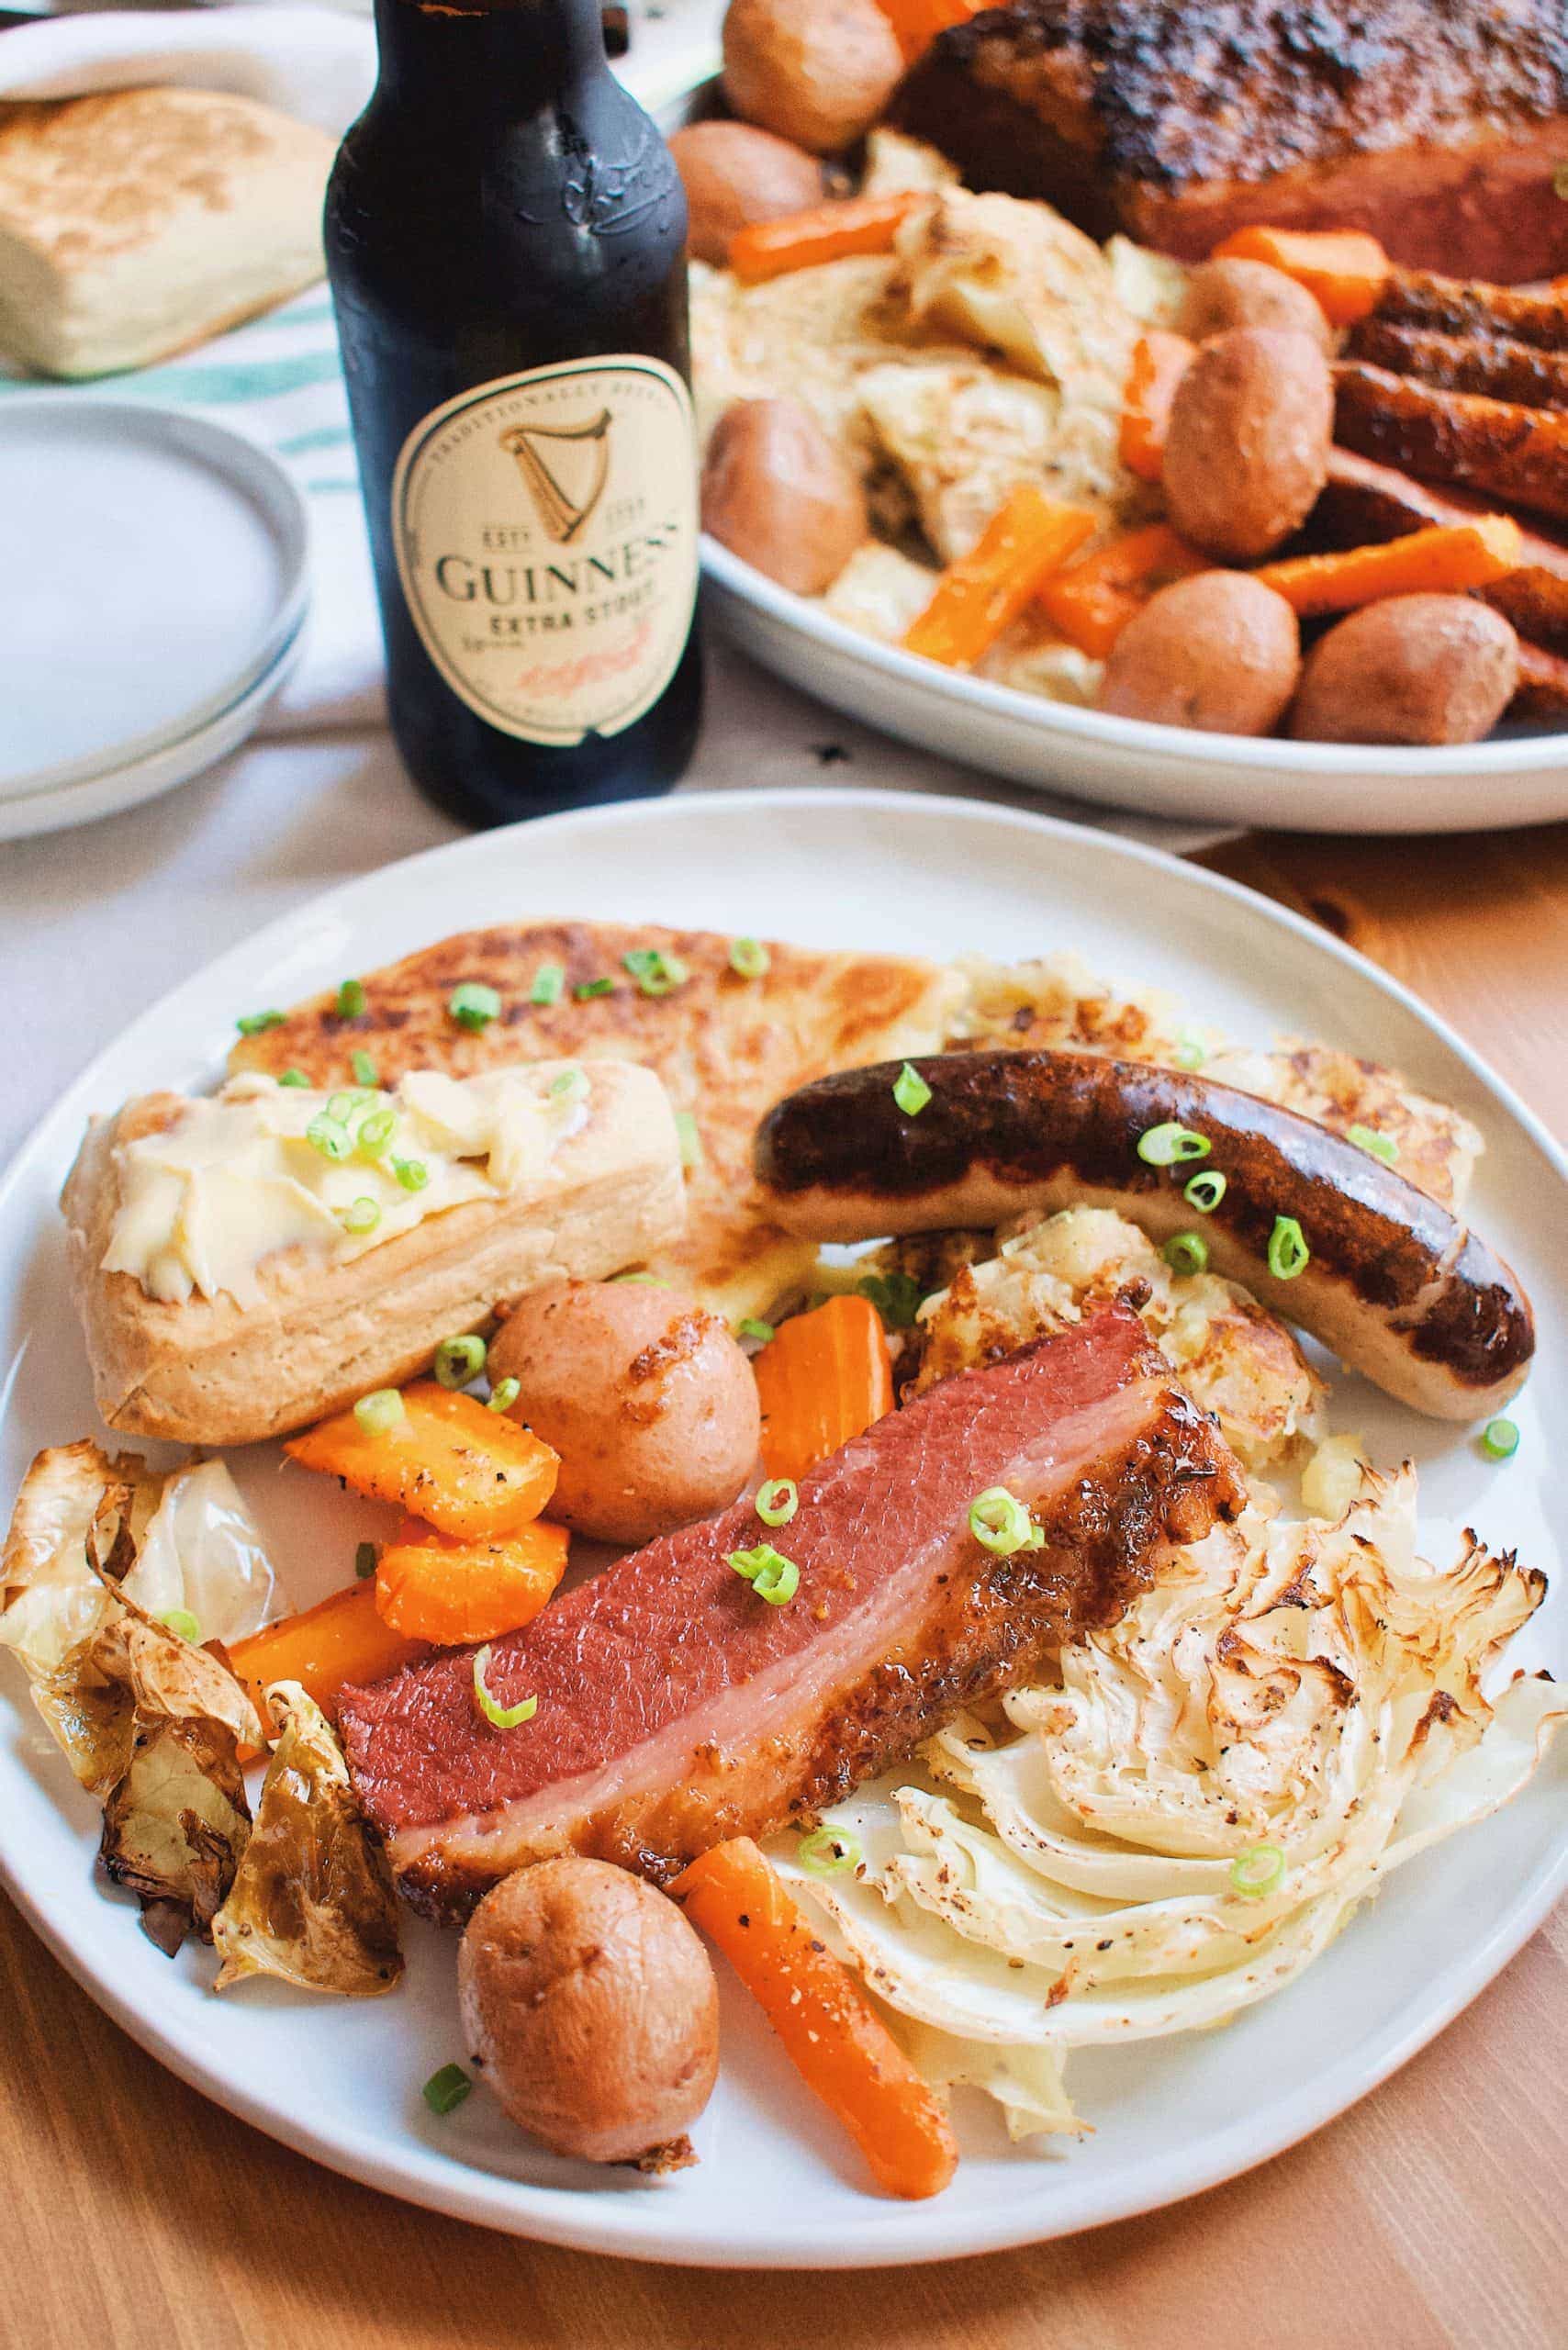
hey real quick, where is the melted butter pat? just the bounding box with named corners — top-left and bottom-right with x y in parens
top-left (104, 1065), bottom-right (590, 1308)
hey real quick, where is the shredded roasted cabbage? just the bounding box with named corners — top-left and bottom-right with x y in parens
top-left (778, 1461), bottom-right (1563, 2141)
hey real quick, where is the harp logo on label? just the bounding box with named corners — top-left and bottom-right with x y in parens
top-left (499, 411), bottom-right (612, 544)
top-left (391, 356), bottom-right (699, 747)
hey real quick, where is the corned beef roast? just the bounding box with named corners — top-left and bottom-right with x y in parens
top-left (340, 1304), bottom-right (1245, 1922)
top-left (892, 0), bottom-right (1568, 283)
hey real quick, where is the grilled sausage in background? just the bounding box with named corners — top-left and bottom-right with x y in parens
top-left (753, 1050), bottom-right (1534, 1421)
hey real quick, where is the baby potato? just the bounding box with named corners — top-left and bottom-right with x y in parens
top-left (1290, 593), bottom-right (1519, 745)
top-left (487, 1280), bottom-right (760, 1547)
top-left (668, 120), bottom-right (824, 267)
top-left (1179, 258), bottom-right (1333, 354)
top-left (701, 397), bottom-right (868, 595)
top-left (1099, 571), bottom-right (1300, 735)
top-left (1162, 328), bottom-right (1334, 562)
top-left (722, 0), bottom-right (903, 155)
top-left (460, 1859), bottom-right (719, 2165)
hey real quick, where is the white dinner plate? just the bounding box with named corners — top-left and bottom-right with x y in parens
top-left (0, 619), bottom-right (306, 843)
top-left (0, 399), bottom-right (309, 803)
top-left (0, 789), bottom-right (1562, 2267)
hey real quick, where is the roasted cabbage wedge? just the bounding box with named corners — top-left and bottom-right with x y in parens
top-left (213, 1681), bottom-right (403, 1998)
top-left (0, 1442), bottom-right (274, 1681)
top-left (778, 1458), bottom-right (1563, 2139)
top-left (32, 1584), bottom-right (264, 1953)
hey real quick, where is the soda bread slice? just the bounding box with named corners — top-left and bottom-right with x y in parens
top-left (0, 87), bottom-right (334, 379)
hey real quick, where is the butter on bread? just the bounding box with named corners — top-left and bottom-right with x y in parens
top-left (0, 87), bottom-right (334, 379)
top-left (62, 1060), bottom-right (687, 1448)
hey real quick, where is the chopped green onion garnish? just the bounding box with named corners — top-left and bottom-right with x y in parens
top-left (354, 1542), bottom-right (378, 1580)
top-left (357, 1107), bottom-right (396, 1157)
top-left (969, 1486), bottom-right (1036, 1557)
top-left (797, 1827), bottom-right (862, 1875)
top-left (1228, 1843), bottom-right (1286, 1900)
top-left (892, 1062), bottom-right (932, 1117)
top-left (1347, 1123), bottom-right (1398, 1164)
top-left (549, 1065), bottom-right (588, 1105)
top-left (675, 1110), bottom-right (703, 1169)
top-left (422, 2063), bottom-right (473, 2116)
top-left (531, 963), bottom-right (565, 1006)
top-left (857, 1270), bottom-right (923, 1329)
top-left (612, 1271), bottom-right (669, 1285)
top-left (756, 1477), bottom-right (799, 1528)
top-left (157, 1607), bottom-right (202, 1644)
top-left (1137, 1123), bottom-right (1211, 1167)
top-left (472, 1644), bottom-right (538, 1729)
top-left (338, 1196), bottom-right (381, 1237)
top-left (434, 1333), bottom-right (487, 1389)
top-left (277, 1069), bottom-right (310, 1089)
top-left (351, 1050), bottom-right (379, 1088)
top-left (727, 1543), bottom-right (801, 1605)
top-left (729, 936), bottom-right (770, 979)
top-left (737, 1316), bottom-right (775, 1343)
top-left (1183, 1169), bottom-right (1227, 1214)
top-left (1267, 1215), bottom-right (1310, 1281)
top-left (1163, 1230), bottom-right (1209, 1277)
top-left (574, 977), bottom-right (615, 1000)
top-left (487, 1377), bottom-right (521, 1413)
top-left (1173, 1028), bottom-right (1207, 1071)
top-left (307, 1113), bottom-right (353, 1162)
top-left (353, 1388), bottom-right (406, 1438)
top-left (449, 980), bottom-right (501, 1033)
top-left (236, 1009), bottom-right (286, 1036)
top-left (326, 1090), bottom-right (367, 1122)
top-left (622, 946), bottom-right (689, 997)
top-left (1481, 1416), bottom-right (1519, 1460)
top-left (393, 1158), bottom-right (430, 1192)
top-left (338, 979), bottom-right (366, 1018)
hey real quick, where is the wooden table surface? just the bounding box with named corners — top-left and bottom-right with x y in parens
top-left (4, 824), bottom-right (1565, 2350)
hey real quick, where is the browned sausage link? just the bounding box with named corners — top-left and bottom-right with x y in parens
top-left (753, 1050), bottom-right (1534, 1412)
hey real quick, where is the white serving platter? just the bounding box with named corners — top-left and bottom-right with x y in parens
top-left (0, 788), bottom-right (1562, 2267)
top-left (669, 68), bottom-right (1568, 837)
top-left (703, 540), bottom-right (1568, 838)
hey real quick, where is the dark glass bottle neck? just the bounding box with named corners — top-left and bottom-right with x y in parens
top-left (371, 0), bottom-right (610, 110)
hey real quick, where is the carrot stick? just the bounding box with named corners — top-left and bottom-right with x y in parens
top-left (903, 487), bottom-right (1097, 668)
top-left (1119, 330), bottom-right (1196, 483)
top-left (1253, 515), bottom-right (1522, 615)
top-left (875, 0), bottom-right (991, 62)
top-left (1212, 226), bottom-right (1390, 325)
top-left (374, 1516), bottom-right (569, 1645)
top-left (752, 1294), bottom-right (893, 1483)
top-left (228, 1581), bottom-right (429, 1725)
top-left (729, 193), bottom-right (921, 284)
top-left (670, 1838), bottom-right (958, 2199)
top-left (286, 1382), bottom-right (558, 1542)
top-left (1036, 522), bottom-right (1213, 656)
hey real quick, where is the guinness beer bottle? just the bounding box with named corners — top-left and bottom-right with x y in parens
top-left (326, 0), bottom-right (702, 827)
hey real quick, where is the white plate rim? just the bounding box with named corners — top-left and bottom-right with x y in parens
top-left (0, 395), bottom-right (311, 799)
top-left (0, 785), bottom-right (1562, 2267)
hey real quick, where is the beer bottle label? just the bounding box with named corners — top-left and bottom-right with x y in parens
top-left (391, 356), bottom-right (699, 747)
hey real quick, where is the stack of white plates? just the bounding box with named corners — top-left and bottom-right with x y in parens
top-left (0, 400), bottom-right (310, 841)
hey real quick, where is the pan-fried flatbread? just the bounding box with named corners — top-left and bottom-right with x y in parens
top-left (230, 922), bottom-right (963, 1323)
